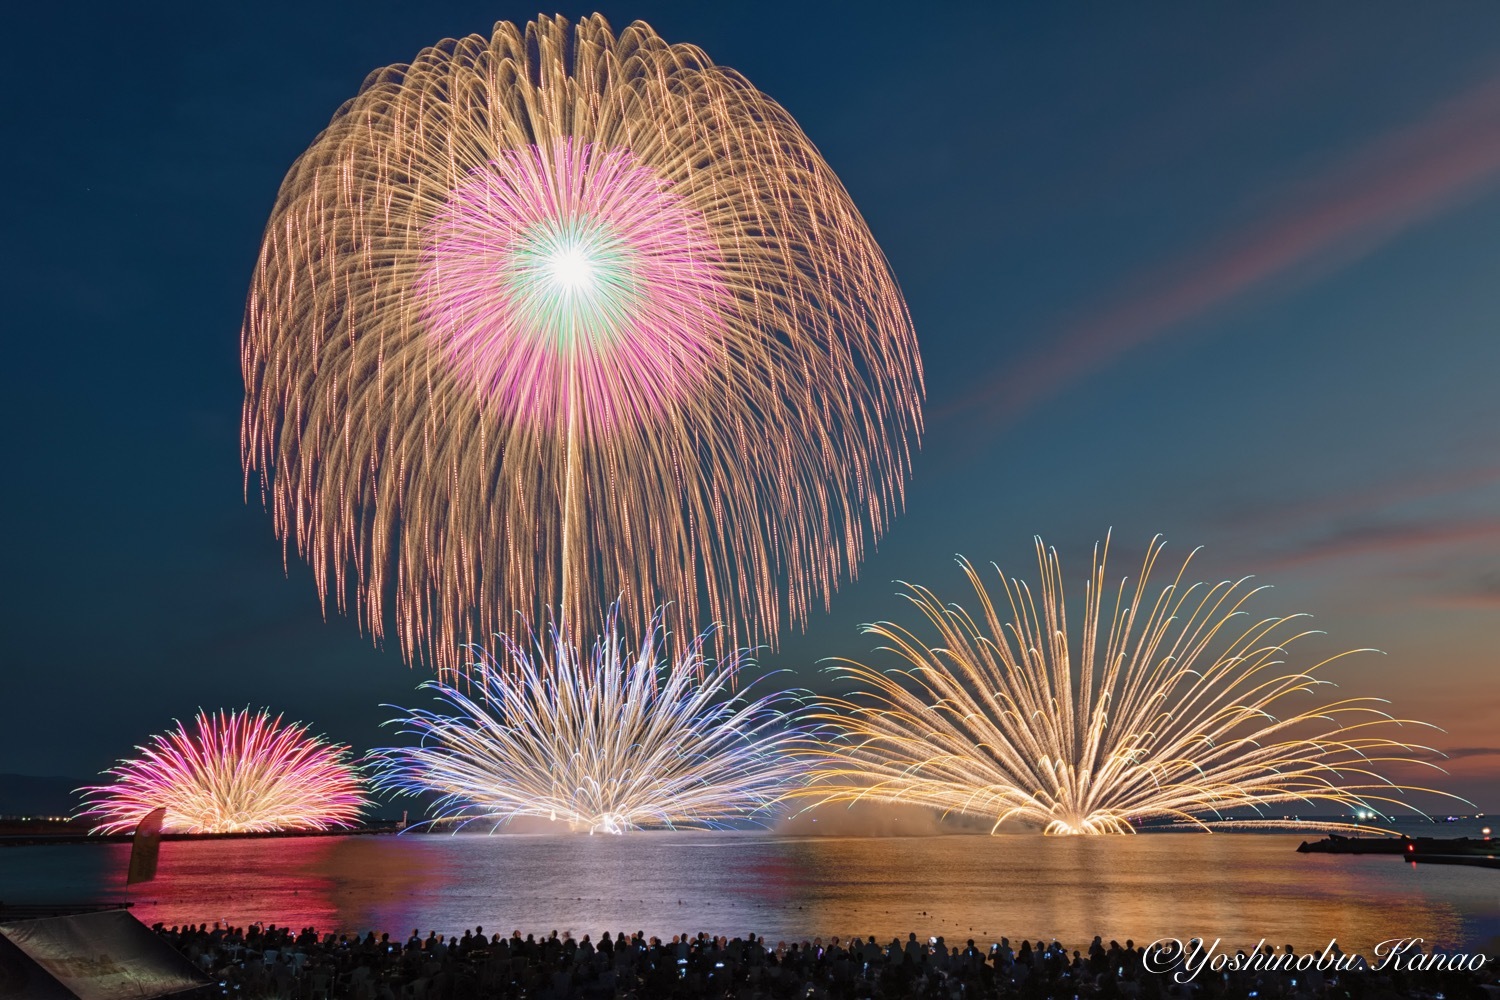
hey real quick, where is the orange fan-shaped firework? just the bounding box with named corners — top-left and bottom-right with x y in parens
top-left (800, 537), bottom-right (1462, 834)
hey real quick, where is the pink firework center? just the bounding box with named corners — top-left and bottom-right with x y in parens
top-left (421, 139), bottom-right (730, 431)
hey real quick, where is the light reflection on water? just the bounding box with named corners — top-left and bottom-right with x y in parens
top-left (3, 833), bottom-right (1496, 954)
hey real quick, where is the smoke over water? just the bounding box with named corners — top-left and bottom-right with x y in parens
top-left (775, 802), bottom-right (1003, 836)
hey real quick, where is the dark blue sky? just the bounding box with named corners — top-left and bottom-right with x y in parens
top-left (4, 1), bottom-right (1498, 807)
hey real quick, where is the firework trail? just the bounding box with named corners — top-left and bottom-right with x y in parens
top-left (799, 536), bottom-right (1460, 835)
top-left (77, 709), bottom-right (369, 834)
top-left (370, 609), bottom-right (807, 833)
top-left (241, 16), bottom-right (924, 669)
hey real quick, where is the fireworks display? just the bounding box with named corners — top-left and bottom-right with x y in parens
top-left (77, 709), bottom-right (368, 835)
top-left (241, 15), bottom-right (924, 670)
top-left (800, 536), bottom-right (1455, 835)
top-left (370, 610), bottom-right (807, 834)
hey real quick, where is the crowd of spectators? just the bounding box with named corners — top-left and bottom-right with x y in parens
top-left (154, 920), bottom-right (1499, 1000)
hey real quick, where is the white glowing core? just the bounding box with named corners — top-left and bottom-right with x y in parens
top-left (546, 244), bottom-right (597, 292)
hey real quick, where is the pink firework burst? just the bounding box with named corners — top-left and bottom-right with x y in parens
top-left (420, 138), bottom-right (731, 431)
top-left (77, 709), bottom-right (369, 834)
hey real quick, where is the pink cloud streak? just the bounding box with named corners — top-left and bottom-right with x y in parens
top-left (941, 72), bottom-right (1500, 426)
top-left (1258, 517), bottom-right (1500, 573)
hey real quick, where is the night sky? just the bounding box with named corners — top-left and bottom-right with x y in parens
top-left (4, 2), bottom-right (1498, 810)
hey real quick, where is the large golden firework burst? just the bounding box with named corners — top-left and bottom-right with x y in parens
top-left (242, 16), bottom-right (923, 670)
top-left (800, 536), bottom-right (1457, 834)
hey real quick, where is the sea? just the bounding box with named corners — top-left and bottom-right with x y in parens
top-left (2, 819), bottom-right (1496, 957)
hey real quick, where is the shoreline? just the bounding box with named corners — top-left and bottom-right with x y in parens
top-left (1, 827), bottom-right (1489, 849)
top-left (0, 825), bottom-right (403, 847)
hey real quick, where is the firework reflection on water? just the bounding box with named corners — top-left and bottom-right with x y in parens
top-left (4, 831), bottom-right (1492, 952)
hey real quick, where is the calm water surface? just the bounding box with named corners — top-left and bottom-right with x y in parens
top-left (3, 833), bottom-right (1496, 955)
